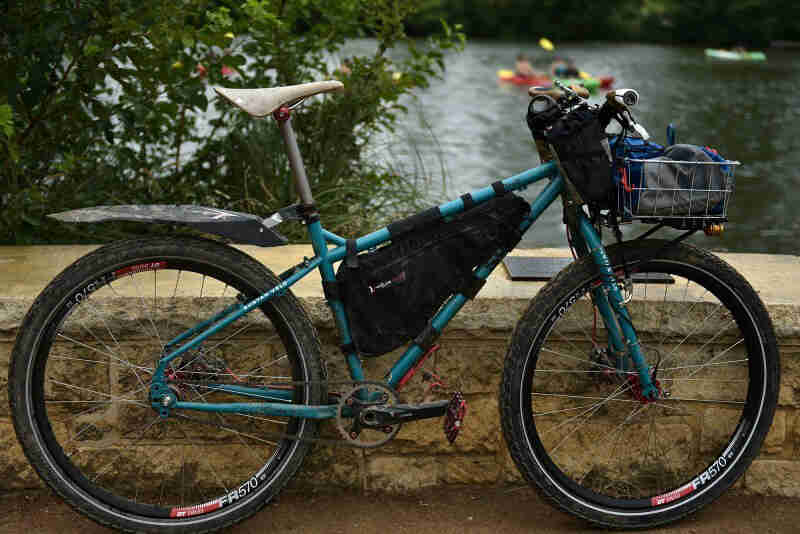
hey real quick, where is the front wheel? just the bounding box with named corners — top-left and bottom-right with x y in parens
top-left (500, 240), bottom-right (779, 528)
top-left (9, 237), bottom-right (324, 533)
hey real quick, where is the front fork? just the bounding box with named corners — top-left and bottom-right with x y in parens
top-left (575, 215), bottom-right (659, 400)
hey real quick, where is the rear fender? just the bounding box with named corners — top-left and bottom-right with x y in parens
top-left (49, 204), bottom-right (295, 247)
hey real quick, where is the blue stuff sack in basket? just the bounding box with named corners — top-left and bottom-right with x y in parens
top-left (609, 135), bottom-right (665, 189)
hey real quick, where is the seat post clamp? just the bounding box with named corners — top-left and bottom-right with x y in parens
top-left (273, 106), bottom-right (291, 122)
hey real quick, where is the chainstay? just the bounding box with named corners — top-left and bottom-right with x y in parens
top-left (170, 379), bottom-right (395, 448)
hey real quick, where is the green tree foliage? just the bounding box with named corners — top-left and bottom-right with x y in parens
top-left (406, 0), bottom-right (800, 45)
top-left (1, 0), bottom-right (464, 243)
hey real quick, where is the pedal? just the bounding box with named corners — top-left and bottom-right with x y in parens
top-left (443, 391), bottom-right (467, 444)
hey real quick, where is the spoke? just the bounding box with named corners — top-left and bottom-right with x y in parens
top-left (547, 382), bottom-right (635, 453)
top-left (90, 416), bottom-right (161, 483)
top-left (551, 293), bottom-right (602, 353)
top-left (538, 381), bottom-right (634, 440)
top-left (534, 401), bottom-right (617, 417)
top-left (51, 355), bottom-right (153, 374)
top-left (56, 333), bottom-right (150, 378)
top-left (658, 396), bottom-right (744, 405)
top-left (685, 338), bottom-right (745, 379)
top-left (173, 418), bottom-right (229, 499)
top-left (577, 403), bottom-right (649, 484)
top-left (660, 299), bottom-right (723, 367)
top-left (47, 379), bottom-right (150, 407)
top-left (658, 377), bottom-right (746, 383)
top-left (79, 295), bottom-right (146, 387)
top-left (540, 347), bottom-right (617, 371)
top-left (656, 284), bottom-right (710, 349)
top-left (173, 413), bottom-right (282, 446)
top-left (661, 359), bottom-right (747, 372)
top-left (532, 391), bottom-right (641, 404)
top-left (128, 272), bottom-right (165, 353)
top-left (189, 383), bottom-right (282, 446)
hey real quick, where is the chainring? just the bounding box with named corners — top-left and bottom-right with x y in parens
top-left (336, 381), bottom-right (402, 449)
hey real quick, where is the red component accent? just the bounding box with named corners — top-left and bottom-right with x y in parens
top-left (651, 481), bottom-right (695, 506)
top-left (423, 371), bottom-right (447, 395)
top-left (272, 106), bottom-right (291, 122)
top-left (225, 367), bottom-right (245, 383)
top-left (705, 146), bottom-right (719, 155)
top-left (170, 499), bottom-right (221, 518)
top-left (628, 374), bottom-right (661, 404)
top-left (114, 261), bottom-right (167, 278)
top-left (621, 167), bottom-right (632, 193)
top-left (397, 344), bottom-right (440, 390)
top-left (444, 391), bottom-right (467, 444)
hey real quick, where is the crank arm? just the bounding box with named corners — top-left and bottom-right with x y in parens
top-left (362, 400), bottom-right (449, 427)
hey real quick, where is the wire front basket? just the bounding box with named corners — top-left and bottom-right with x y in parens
top-left (618, 157), bottom-right (739, 227)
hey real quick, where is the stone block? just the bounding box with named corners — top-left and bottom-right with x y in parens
top-left (295, 442), bottom-right (363, 489)
top-left (763, 409), bottom-right (787, 455)
top-left (367, 455), bottom-right (439, 492)
top-left (745, 459), bottom-right (800, 497)
top-left (441, 455), bottom-right (500, 485)
top-left (497, 444), bottom-right (524, 484)
top-left (0, 343), bottom-right (10, 417)
top-left (0, 421), bottom-right (44, 490)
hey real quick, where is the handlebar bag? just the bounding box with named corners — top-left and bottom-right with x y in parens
top-left (545, 106), bottom-right (615, 208)
top-left (335, 194), bottom-right (530, 357)
top-left (631, 144), bottom-right (730, 218)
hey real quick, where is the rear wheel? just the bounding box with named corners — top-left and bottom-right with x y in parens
top-left (10, 237), bottom-right (324, 533)
top-left (500, 240), bottom-right (779, 528)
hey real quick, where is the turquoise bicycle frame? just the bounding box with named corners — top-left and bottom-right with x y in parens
top-left (149, 161), bottom-right (658, 418)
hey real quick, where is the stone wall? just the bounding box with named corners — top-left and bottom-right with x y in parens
top-left (1, 246), bottom-right (799, 498)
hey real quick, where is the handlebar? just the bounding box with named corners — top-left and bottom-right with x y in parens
top-left (526, 84), bottom-right (650, 162)
top-left (528, 83), bottom-right (590, 100)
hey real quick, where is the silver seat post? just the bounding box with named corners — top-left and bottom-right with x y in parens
top-left (273, 106), bottom-right (314, 206)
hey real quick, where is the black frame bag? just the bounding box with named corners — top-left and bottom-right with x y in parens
top-left (546, 106), bottom-right (614, 208)
top-left (336, 194), bottom-right (530, 356)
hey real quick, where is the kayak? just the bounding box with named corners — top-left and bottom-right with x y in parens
top-left (704, 49), bottom-right (767, 61)
top-left (497, 69), bottom-right (614, 93)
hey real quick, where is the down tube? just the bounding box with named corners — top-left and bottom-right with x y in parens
top-left (385, 175), bottom-right (565, 388)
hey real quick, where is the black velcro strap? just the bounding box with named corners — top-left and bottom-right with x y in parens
top-left (340, 342), bottom-right (356, 355)
top-left (460, 193), bottom-right (475, 211)
top-left (345, 239), bottom-right (358, 268)
top-left (387, 207), bottom-right (442, 237)
top-left (297, 203), bottom-right (320, 224)
top-left (414, 323), bottom-right (440, 352)
top-left (462, 276), bottom-right (486, 300)
top-left (559, 148), bottom-right (608, 162)
top-left (491, 181), bottom-right (506, 196)
top-left (322, 280), bottom-right (340, 302)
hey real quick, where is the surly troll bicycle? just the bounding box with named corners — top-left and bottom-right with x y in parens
top-left (9, 80), bottom-right (779, 533)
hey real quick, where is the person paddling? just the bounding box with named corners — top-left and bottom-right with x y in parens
top-left (515, 53), bottom-right (543, 77)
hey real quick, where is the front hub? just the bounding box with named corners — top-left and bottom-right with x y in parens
top-left (628, 374), bottom-right (662, 404)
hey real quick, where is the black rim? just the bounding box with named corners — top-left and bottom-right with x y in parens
top-left (28, 256), bottom-right (307, 520)
top-left (520, 257), bottom-right (765, 512)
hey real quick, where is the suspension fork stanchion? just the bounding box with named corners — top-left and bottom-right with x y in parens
top-left (576, 215), bottom-right (658, 398)
top-left (563, 211), bottom-right (627, 361)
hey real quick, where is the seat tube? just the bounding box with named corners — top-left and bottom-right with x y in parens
top-left (274, 107), bottom-right (314, 205)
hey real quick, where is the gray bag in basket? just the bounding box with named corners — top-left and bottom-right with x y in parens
top-left (636, 144), bottom-right (729, 217)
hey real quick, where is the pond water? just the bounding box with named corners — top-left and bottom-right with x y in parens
top-left (356, 41), bottom-right (800, 254)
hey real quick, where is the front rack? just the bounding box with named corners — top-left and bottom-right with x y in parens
top-left (618, 157), bottom-right (739, 228)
